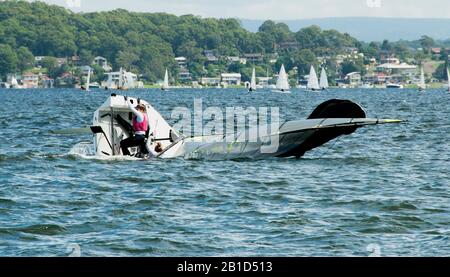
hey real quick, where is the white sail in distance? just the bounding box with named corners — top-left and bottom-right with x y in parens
top-left (307, 65), bottom-right (320, 90)
top-left (250, 67), bottom-right (257, 91)
top-left (447, 67), bottom-right (450, 91)
top-left (319, 67), bottom-right (329, 89)
top-left (163, 68), bottom-right (170, 90)
top-left (276, 64), bottom-right (290, 91)
top-left (419, 67), bottom-right (426, 90)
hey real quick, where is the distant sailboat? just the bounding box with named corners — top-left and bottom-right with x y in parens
top-left (272, 64), bottom-right (290, 93)
top-left (319, 67), bottom-right (329, 90)
top-left (249, 67), bottom-right (257, 92)
top-left (85, 68), bottom-right (91, 91)
top-left (162, 68), bottom-right (170, 91)
top-left (307, 65), bottom-right (320, 91)
top-left (447, 67), bottom-right (450, 92)
top-left (418, 67), bottom-right (426, 92)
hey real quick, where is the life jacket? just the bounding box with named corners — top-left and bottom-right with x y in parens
top-left (133, 113), bottom-right (148, 133)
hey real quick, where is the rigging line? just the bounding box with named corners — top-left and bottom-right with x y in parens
top-left (319, 136), bottom-right (341, 159)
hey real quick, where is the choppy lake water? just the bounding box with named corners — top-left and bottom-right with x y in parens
top-left (0, 88), bottom-right (449, 257)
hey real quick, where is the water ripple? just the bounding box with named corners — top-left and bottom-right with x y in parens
top-left (0, 88), bottom-right (449, 256)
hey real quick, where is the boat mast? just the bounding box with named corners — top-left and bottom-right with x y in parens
top-left (86, 68), bottom-right (91, 91)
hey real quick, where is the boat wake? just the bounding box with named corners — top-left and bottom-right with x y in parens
top-left (68, 142), bottom-right (145, 161)
top-left (68, 142), bottom-right (96, 159)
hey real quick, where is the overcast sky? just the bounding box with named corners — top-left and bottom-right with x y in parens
top-left (34, 0), bottom-right (450, 19)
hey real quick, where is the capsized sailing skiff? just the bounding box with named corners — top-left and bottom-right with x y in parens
top-left (89, 94), bottom-right (402, 160)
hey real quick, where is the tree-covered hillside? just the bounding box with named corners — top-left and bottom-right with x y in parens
top-left (0, 0), bottom-right (362, 81)
top-left (0, 0), bottom-right (447, 84)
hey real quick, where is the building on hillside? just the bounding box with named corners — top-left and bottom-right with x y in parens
top-left (71, 56), bottom-right (82, 66)
top-left (345, 47), bottom-right (359, 55)
top-left (56, 58), bottom-right (67, 67)
top-left (276, 41), bottom-right (300, 51)
top-left (175, 57), bottom-right (192, 82)
top-left (221, 73), bottom-right (241, 86)
top-left (431, 48), bottom-right (441, 55)
top-left (175, 57), bottom-right (187, 67)
top-left (204, 50), bottom-right (219, 63)
top-left (179, 68), bottom-right (192, 82)
top-left (243, 53), bottom-right (264, 63)
top-left (225, 56), bottom-right (247, 64)
top-left (363, 72), bottom-right (388, 85)
top-left (80, 66), bottom-right (94, 75)
top-left (376, 63), bottom-right (417, 77)
top-left (93, 56), bottom-right (112, 71)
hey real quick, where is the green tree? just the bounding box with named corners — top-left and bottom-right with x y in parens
top-left (115, 50), bottom-right (139, 71)
top-left (0, 44), bottom-right (18, 78)
top-left (381, 40), bottom-right (393, 52)
top-left (41, 57), bottom-right (57, 70)
top-left (433, 62), bottom-right (448, 81)
top-left (16, 46), bottom-right (34, 72)
top-left (291, 49), bottom-right (317, 76)
top-left (341, 59), bottom-right (365, 76)
top-left (79, 49), bottom-right (94, 65)
top-left (420, 35), bottom-right (435, 51)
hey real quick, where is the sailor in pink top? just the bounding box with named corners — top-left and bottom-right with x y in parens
top-left (120, 99), bottom-right (149, 156)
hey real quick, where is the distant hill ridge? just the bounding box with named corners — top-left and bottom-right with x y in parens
top-left (240, 17), bottom-right (450, 42)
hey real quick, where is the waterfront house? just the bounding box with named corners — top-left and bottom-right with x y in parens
top-left (221, 73), bottom-right (241, 86)
top-left (364, 72), bottom-right (388, 85)
top-left (56, 72), bottom-right (78, 88)
top-left (345, 72), bottom-right (362, 87)
top-left (41, 75), bottom-right (54, 88)
top-left (22, 72), bottom-right (39, 88)
top-left (257, 77), bottom-right (272, 88)
top-left (104, 70), bottom-right (138, 89)
top-left (200, 77), bottom-right (221, 86)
